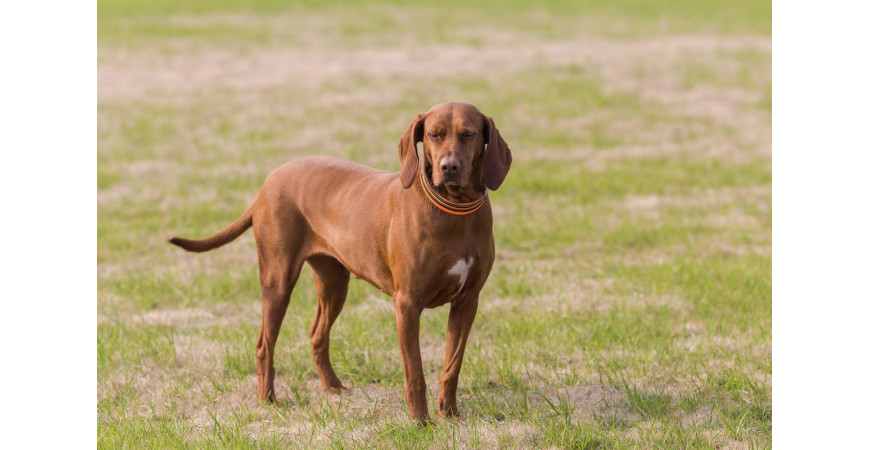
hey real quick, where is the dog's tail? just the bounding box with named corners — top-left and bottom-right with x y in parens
top-left (169, 206), bottom-right (254, 253)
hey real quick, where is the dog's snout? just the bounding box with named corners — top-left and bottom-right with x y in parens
top-left (439, 156), bottom-right (461, 174)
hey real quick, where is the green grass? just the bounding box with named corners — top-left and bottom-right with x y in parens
top-left (98, 0), bottom-right (771, 447)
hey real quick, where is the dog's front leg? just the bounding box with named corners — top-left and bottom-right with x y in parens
top-left (437, 295), bottom-right (479, 418)
top-left (393, 294), bottom-right (429, 422)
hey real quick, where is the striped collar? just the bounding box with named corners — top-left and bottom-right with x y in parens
top-left (420, 172), bottom-right (487, 215)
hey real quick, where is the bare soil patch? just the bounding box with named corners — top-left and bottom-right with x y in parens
top-left (99, 33), bottom-right (769, 105)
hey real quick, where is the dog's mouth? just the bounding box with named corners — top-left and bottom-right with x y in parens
top-left (442, 171), bottom-right (462, 186)
top-left (426, 161), bottom-right (465, 188)
top-left (438, 173), bottom-right (466, 188)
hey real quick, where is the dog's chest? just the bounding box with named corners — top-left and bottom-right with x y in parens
top-left (412, 249), bottom-right (490, 308)
top-left (394, 208), bottom-right (494, 304)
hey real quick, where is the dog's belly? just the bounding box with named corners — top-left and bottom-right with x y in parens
top-left (309, 233), bottom-right (395, 295)
top-left (307, 223), bottom-right (492, 305)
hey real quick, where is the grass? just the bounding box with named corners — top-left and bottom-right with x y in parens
top-left (98, 0), bottom-right (771, 447)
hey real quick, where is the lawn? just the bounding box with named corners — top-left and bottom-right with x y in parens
top-left (97, 0), bottom-right (771, 447)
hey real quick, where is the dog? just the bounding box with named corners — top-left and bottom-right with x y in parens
top-left (169, 102), bottom-right (512, 422)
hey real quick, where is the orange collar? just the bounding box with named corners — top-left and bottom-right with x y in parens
top-left (420, 172), bottom-right (487, 215)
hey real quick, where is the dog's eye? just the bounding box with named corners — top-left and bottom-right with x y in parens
top-left (461, 132), bottom-right (476, 139)
top-left (428, 133), bottom-right (440, 140)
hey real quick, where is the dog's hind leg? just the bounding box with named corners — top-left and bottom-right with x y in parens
top-left (253, 213), bottom-right (306, 402)
top-left (255, 256), bottom-right (302, 402)
top-left (307, 254), bottom-right (350, 393)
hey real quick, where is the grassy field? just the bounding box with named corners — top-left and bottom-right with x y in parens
top-left (97, 0), bottom-right (771, 447)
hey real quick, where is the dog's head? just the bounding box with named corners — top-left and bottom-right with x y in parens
top-left (398, 102), bottom-right (512, 191)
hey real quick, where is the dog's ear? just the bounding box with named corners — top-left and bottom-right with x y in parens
top-left (482, 116), bottom-right (512, 191)
top-left (398, 113), bottom-right (425, 189)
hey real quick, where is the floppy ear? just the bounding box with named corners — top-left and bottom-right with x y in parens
top-left (483, 116), bottom-right (512, 191)
top-left (398, 114), bottom-right (425, 189)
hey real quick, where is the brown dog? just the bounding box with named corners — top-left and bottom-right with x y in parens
top-left (169, 102), bottom-right (511, 422)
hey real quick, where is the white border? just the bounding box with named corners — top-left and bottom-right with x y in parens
top-left (0, 1), bottom-right (95, 445)
top-left (774, 0), bottom-right (870, 446)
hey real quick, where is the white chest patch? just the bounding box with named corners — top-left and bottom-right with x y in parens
top-left (447, 256), bottom-right (475, 294)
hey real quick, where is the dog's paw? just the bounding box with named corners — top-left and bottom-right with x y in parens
top-left (415, 415), bottom-right (436, 428)
top-left (437, 409), bottom-right (461, 420)
top-left (437, 400), bottom-right (461, 419)
top-left (325, 385), bottom-right (350, 395)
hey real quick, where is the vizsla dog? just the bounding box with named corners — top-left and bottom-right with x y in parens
top-left (169, 102), bottom-right (512, 422)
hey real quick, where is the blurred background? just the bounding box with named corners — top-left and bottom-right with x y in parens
top-left (98, 0), bottom-right (771, 447)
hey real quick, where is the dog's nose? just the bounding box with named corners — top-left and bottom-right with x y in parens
top-left (439, 156), bottom-right (461, 174)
